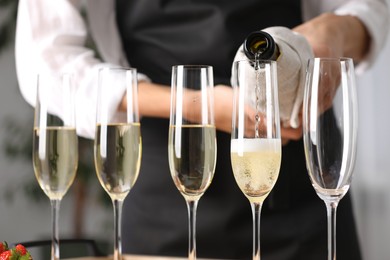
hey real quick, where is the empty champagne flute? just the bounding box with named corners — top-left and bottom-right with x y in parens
top-left (230, 59), bottom-right (281, 260)
top-left (168, 65), bottom-right (216, 260)
top-left (303, 57), bottom-right (358, 260)
top-left (94, 67), bottom-right (141, 260)
top-left (33, 73), bottom-right (78, 260)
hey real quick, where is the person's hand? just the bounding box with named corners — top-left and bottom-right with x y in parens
top-left (281, 123), bottom-right (302, 145)
top-left (293, 13), bottom-right (369, 61)
top-left (213, 85), bottom-right (303, 145)
top-left (293, 13), bottom-right (343, 58)
top-left (292, 13), bottom-right (369, 130)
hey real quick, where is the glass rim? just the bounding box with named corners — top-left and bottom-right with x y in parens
top-left (172, 64), bottom-right (213, 69)
top-left (309, 57), bottom-right (353, 62)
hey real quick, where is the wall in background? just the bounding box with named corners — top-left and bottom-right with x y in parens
top-left (352, 26), bottom-right (390, 259)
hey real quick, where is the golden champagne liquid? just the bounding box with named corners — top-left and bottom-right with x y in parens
top-left (94, 123), bottom-right (142, 201)
top-left (231, 138), bottom-right (281, 204)
top-left (33, 127), bottom-right (78, 200)
top-left (168, 125), bottom-right (216, 201)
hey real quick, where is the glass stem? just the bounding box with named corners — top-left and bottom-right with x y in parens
top-left (186, 199), bottom-right (199, 260)
top-left (113, 199), bottom-right (124, 260)
top-left (50, 199), bottom-right (61, 260)
top-left (251, 202), bottom-right (263, 260)
top-left (325, 201), bottom-right (338, 260)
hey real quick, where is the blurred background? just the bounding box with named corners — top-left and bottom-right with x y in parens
top-left (1, 1), bottom-right (390, 259)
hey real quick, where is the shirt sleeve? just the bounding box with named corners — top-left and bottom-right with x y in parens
top-left (302, 0), bottom-right (390, 73)
top-left (15, 0), bottom-right (148, 139)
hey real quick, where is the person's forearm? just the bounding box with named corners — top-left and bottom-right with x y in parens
top-left (120, 81), bottom-right (171, 118)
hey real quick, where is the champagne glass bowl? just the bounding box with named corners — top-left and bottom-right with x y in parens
top-left (168, 65), bottom-right (217, 260)
top-left (33, 73), bottom-right (78, 260)
top-left (94, 67), bottom-right (141, 260)
top-left (303, 57), bottom-right (358, 260)
top-left (230, 59), bottom-right (281, 260)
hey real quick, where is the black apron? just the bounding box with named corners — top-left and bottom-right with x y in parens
top-left (115, 1), bottom-right (361, 259)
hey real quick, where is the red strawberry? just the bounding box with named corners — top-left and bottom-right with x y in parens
top-left (0, 250), bottom-right (12, 260)
top-left (14, 245), bottom-right (26, 256)
top-left (0, 243), bottom-right (32, 260)
top-left (0, 242), bottom-right (8, 254)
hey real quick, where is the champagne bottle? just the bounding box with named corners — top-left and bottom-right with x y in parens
top-left (243, 30), bottom-right (280, 61)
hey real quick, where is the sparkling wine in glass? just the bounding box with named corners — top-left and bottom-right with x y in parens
top-left (231, 59), bottom-right (281, 260)
top-left (303, 57), bottom-right (358, 260)
top-left (94, 67), bottom-right (141, 260)
top-left (33, 73), bottom-right (78, 260)
top-left (168, 65), bottom-right (216, 260)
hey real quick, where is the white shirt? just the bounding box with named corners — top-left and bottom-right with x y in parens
top-left (15, 0), bottom-right (389, 138)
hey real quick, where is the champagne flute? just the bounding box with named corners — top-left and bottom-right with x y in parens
top-left (303, 57), bottom-right (358, 260)
top-left (168, 65), bottom-right (216, 260)
top-left (230, 59), bottom-right (281, 260)
top-left (94, 67), bottom-right (141, 260)
top-left (33, 73), bottom-right (78, 260)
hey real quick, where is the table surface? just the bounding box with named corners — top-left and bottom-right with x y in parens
top-left (65, 255), bottom-right (218, 260)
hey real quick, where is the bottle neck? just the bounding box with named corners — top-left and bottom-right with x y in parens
top-left (243, 31), bottom-right (279, 61)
